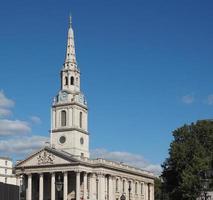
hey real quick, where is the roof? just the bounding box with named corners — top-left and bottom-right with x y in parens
top-left (15, 146), bottom-right (155, 179)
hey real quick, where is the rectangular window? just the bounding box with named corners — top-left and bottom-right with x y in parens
top-left (5, 160), bottom-right (7, 166)
top-left (79, 112), bottom-right (83, 128)
top-left (5, 169), bottom-right (7, 174)
top-left (5, 177), bottom-right (7, 183)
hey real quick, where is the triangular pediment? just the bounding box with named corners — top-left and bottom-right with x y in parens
top-left (16, 147), bottom-right (80, 168)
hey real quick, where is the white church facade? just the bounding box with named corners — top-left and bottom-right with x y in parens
top-left (15, 17), bottom-right (155, 200)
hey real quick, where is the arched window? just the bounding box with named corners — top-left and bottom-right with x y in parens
top-left (122, 180), bottom-right (125, 192)
top-left (79, 112), bottom-right (83, 128)
top-left (116, 179), bottom-right (119, 192)
top-left (76, 77), bottom-right (79, 86)
top-left (135, 182), bottom-right (138, 194)
top-left (148, 184), bottom-right (150, 200)
top-left (141, 183), bottom-right (143, 194)
top-left (61, 110), bottom-right (66, 127)
top-left (71, 76), bottom-right (74, 85)
top-left (65, 77), bottom-right (68, 85)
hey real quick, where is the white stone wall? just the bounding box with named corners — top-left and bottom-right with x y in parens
top-left (0, 157), bottom-right (18, 185)
top-left (51, 100), bottom-right (89, 158)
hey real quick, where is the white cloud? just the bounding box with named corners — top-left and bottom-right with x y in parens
top-left (0, 119), bottom-right (31, 136)
top-left (0, 91), bottom-right (14, 108)
top-left (0, 108), bottom-right (12, 117)
top-left (30, 116), bottom-right (42, 124)
top-left (91, 148), bottom-right (161, 176)
top-left (0, 135), bottom-right (48, 156)
top-left (207, 94), bottom-right (213, 105)
top-left (182, 94), bottom-right (194, 104)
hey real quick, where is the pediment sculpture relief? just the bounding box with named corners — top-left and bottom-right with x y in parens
top-left (37, 151), bottom-right (55, 165)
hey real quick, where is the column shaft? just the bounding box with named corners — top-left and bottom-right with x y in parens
top-left (83, 172), bottom-right (87, 200)
top-left (51, 173), bottom-right (55, 200)
top-left (39, 174), bottom-right (44, 200)
top-left (27, 174), bottom-right (32, 200)
top-left (89, 174), bottom-right (96, 200)
top-left (64, 172), bottom-right (68, 200)
top-left (76, 172), bottom-right (80, 200)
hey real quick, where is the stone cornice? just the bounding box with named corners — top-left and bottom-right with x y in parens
top-left (52, 127), bottom-right (89, 135)
top-left (52, 101), bottom-right (87, 110)
top-left (0, 166), bottom-right (13, 170)
top-left (0, 174), bottom-right (16, 178)
top-left (61, 67), bottom-right (80, 74)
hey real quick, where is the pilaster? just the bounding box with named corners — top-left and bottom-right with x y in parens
top-left (108, 176), bottom-right (114, 200)
top-left (98, 173), bottom-right (105, 200)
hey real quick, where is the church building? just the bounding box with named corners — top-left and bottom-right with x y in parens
top-left (15, 17), bottom-right (155, 200)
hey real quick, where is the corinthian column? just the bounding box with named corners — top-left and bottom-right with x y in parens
top-left (51, 173), bottom-right (55, 200)
top-left (64, 172), bottom-right (68, 200)
top-left (83, 172), bottom-right (87, 200)
top-left (89, 173), bottom-right (96, 200)
top-left (39, 173), bottom-right (44, 200)
top-left (27, 174), bottom-right (32, 200)
top-left (76, 171), bottom-right (80, 200)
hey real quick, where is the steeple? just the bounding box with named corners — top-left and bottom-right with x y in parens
top-left (64, 15), bottom-right (77, 66)
top-left (51, 16), bottom-right (89, 158)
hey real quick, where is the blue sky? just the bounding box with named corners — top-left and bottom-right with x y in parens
top-left (0, 0), bottom-right (213, 174)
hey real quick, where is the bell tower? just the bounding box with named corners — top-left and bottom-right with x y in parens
top-left (50, 16), bottom-right (89, 158)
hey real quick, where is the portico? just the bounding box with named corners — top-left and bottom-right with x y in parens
top-left (24, 171), bottom-right (83, 200)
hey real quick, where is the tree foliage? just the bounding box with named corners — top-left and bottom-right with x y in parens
top-left (161, 120), bottom-right (213, 200)
top-left (154, 178), bottom-right (169, 200)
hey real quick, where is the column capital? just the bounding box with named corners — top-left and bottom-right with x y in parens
top-left (83, 171), bottom-right (88, 175)
top-left (97, 172), bottom-right (105, 177)
top-left (74, 169), bottom-right (81, 173)
top-left (26, 173), bottom-right (32, 177)
top-left (109, 175), bottom-right (115, 179)
top-left (91, 173), bottom-right (97, 178)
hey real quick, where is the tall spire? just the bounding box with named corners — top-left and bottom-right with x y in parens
top-left (69, 14), bottom-right (72, 28)
top-left (64, 15), bottom-right (77, 66)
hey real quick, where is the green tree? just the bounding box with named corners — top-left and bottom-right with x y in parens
top-left (154, 178), bottom-right (169, 200)
top-left (161, 120), bottom-right (213, 200)
top-left (154, 178), bottom-right (162, 200)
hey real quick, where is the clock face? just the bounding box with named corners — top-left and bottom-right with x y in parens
top-left (60, 92), bottom-right (68, 102)
top-left (79, 94), bottom-right (83, 103)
